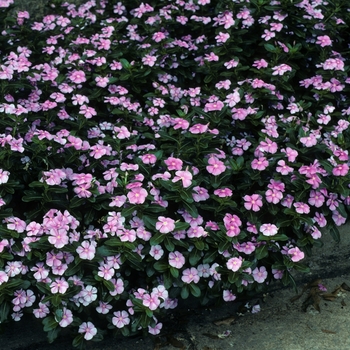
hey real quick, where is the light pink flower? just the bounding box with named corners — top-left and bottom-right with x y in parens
top-left (243, 194), bottom-right (263, 212)
top-left (59, 308), bottom-right (73, 327)
top-left (316, 35), bottom-right (332, 47)
top-left (50, 278), bottom-right (69, 294)
top-left (164, 157), bottom-right (183, 171)
top-left (148, 321), bottom-right (162, 335)
top-left (172, 170), bottom-right (193, 188)
top-left (68, 70), bottom-right (86, 84)
top-left (288, 247), bottom-right (304, 262)
top-left (192, 186), bottom-right (210, 202)
top-left (223, 290), bottom-right (236, 302)
top-left (333, 163), bottom-right (349, 176)
top-left (252, 266), bottom-right (267, 283)
top-left (156, 216), bottom-right (175, 233)
top-left (226, 257), bottom-right (242, 272)
top-left (168, 251), bottom-right (185, 269)
top-left (143, 292), bottom-right (161, 310)
top-left (149, 245), bottom-right (164, 260)
top-left (0, 169), bottom-right (10, 184)
top-left (206, 157), bottom-right (226, 176)
top-left (112, 311), bottom-right (130, 328)
top-left (78, 321), bottom-right (97, 340)
top-left (214, 188), bottom-right (232, 197)
top-left (127, 187), bottom-right (148, 204)
top-left (251, 157), bottom-right (269, 171)
top-left (293, 202), bottom-right (310, 214)
top-left (181, 267), bottom-right (200, 284)
top-left (76, 241), bottom-right (96, 260)
top-left (260, 223), bottom-right (278, 236)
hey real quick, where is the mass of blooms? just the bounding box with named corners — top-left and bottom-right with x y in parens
top-left (0, 0), bottom-right (350, 347)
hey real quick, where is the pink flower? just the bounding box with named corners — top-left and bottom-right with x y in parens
top-left (172, 170), bottom-right (193, 188)
top-left (252, 266), bottom-right (267, 283)
top-left (226, 257), bottom-right (242, 272)
top-left (127, 187), bottom-right (148, 204)
top-left (272, 269), bottom-right (284, 280)
top-left (6, 217), bottom-right (26, 233)
top-left (288, 247), bottom-right (305, 262)
top-left (181, 267), bottom-right (200, 284)
top-left (164, 157), bottom-right (183, 171)
top-left (0, 270), bottom-right (9, 285)
top-left (316, 35), bottom-right (332, 47)
top-left (252, 59), bottom-right (268, 69)
top-left (141, 153), bottom-right (157, 165)
top-left (300, 133), bottom-right (318, 147)
top-left (223, 290), bottom-right (236, 302)
top-left (48, 229), bottom-right (69, 249)
top-left (168, 251), bottom-right (185, 269)
top-left (148, 321), bottom-right (163, 335)
top-left (260, 223), bottom-right (278, 236)
top-left (332, 210), bottom-right (346, 226)
top-left (276, 160), bottom-right (293, 175)
top-left (76, 241), bottom-right (96, 260)
top-left (243, 194), bottom-right (263, 212)
top-left (50, 278), bottom-right (69, 294)
top-left (0, 169), bottom-right (10, 184)
top-left (78, 321), bottom-right (97, 340)
top-left (112, 311), bottom-right (130, 328)
top-left (214, 188), bottom-right (232, 197)
top-left (68, 70), bottom-right (86, 84)
top-left (142, 54), bottom-right (157, 67)
top-left (308, 191), bottom-right (325, 207)
top-left (143, 292), bottom-right (161, 310)
top-left (156, 216), bottom-right (175, 234)
top-left (332, 163), bottom-right (349, 176)
top-left (251, 157), bottom-right (269, 171)
top-left (149, 245), bottom-right (164, 260)
top-left (204, 52), bottom-right (219, 61)
top-left (59, 308), bottom-right (73, 327)
top-left (272, 64), bottom-right (292, 76)
top-left (265, 189), bottom-right (283, 204)
top-left (204, 100), bottom-right (224, 111)
top-left (293, 202), bottom-right (310, 214)
top-left (206, 157), bottom-right (226, 176)
top-left (192, 186), bottom-right (210, 202)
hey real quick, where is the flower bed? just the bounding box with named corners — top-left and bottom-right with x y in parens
top-left (0, 0), bottom-right (350, 347)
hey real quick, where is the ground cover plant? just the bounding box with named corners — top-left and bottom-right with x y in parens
top-left (0, 0), bottom-right (350, 347)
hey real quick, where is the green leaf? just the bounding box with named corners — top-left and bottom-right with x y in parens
top-left (43, 316), bottom-right (58, 332)
top-left (72, 334), bottom-right (84, 348)
top-left (329, 226), bottom-right (340, 243)
top-left (174, 221), bottom-right (190, 231)
top-left (121, 205), bottom-right (138, 217)
top-left (202, 250), bottom-right (218, 264)
top-left (164, 236), bottom-right (175, 252)
top-left (153, 261), bottom-right (169, 272)
top-left (103, 279), bottom-right (116, 292)
top-left (181, 285), bottom-right (189, 299)
top-left (189, 248), bottom-right (201, 266)
top-left (169, 267), bottom-right (179, 278)
top-left (47, 328), bottom-right (60, 344)
top-left (183, 202), bottom-right (198, 218)
top-left (179, 190), bottom-right (194, 203)
top-left (150, 232), bottom-right (166, 246)
top-left (189, 283), bottom-right (201, 297)
top-left (255, 245), bottom-right (268, 260)
top-left (69, 197), bottom-right (86, 208)
top-left (119, 58), bottom-right (131, 69)
top-left (0, 301), bottom-right (10, 323)
top-left (194, 239), bottom-right (205, 251)
top-left (293, 263), bottom-right (310, 273)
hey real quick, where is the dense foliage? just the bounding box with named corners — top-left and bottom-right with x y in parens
top-left (1, 0), bottom-right (350, 347)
